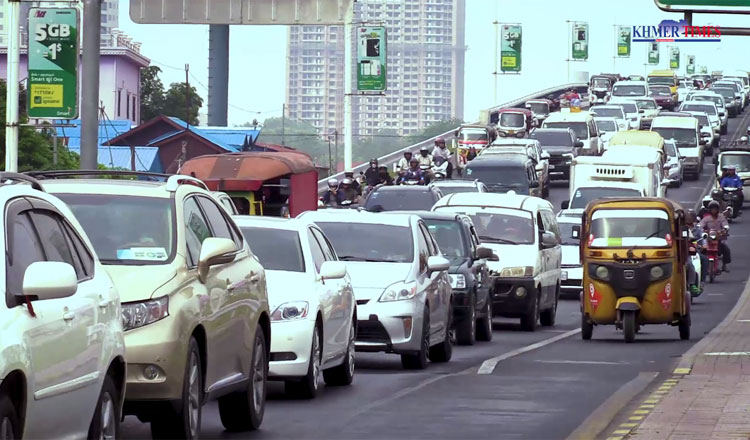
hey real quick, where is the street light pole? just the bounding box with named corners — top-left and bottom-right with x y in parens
top-left (344, 20), bottom-right (353, 171)
top-left (80, 0), bottom-right (102, 170)
top-left (4, 0), bottom-right (21, 172)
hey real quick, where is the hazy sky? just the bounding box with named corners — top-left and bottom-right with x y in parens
top-left (117, 0), bottom-right (750, 126)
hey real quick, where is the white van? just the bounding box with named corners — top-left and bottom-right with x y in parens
top-left (432, 193), bottom-right (561, 331)
top-left (543, 111), bottom-right (601, 156)
top-left (611, 80), bottom-right (649, 99)
top-left (651, 116), bottom-right (703, 179)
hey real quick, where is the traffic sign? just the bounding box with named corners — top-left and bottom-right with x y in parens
top-left (129, 0), bottom-right (353, 24)
top-left (27, 8), bottom-right (78, 119)
top-left (655, 0), bottom-right (750, 12)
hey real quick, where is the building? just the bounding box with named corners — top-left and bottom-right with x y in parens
top-left (0, 1), bottom-right (119, 44)
top-left (285, 0), bottom-right (466, 136)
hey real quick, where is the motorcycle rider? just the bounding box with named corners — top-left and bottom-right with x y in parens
top-left (378, 165), bottom-right (394, 186)
top-left (363, 158), bottom-right (381, 187)
top-left (431, 137), bottom-right (453, 178)
top-left (343, 170), bottom-right (361, 194)
top-left (699, 200), bottom-right (731, 272)
top-left (338, 178), bottom-right (360, 205)
top-left (720, 164), bottom-right (744, 207)
top-left (396, 151), bottom-right (414, 175)
top-left (398, 158), bottom-right (426, 185)
top-left (321, 178), bottom-right (340, 206)
top-left (417, 146), bottom-right (434, 183)
top-left (685, 210), bottom-right (708, 293)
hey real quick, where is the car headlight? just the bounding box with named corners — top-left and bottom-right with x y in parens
top-left (379, 281), bottom-right (417, 302)
top-left (449, 274), bottom-right (466, 289)
top-left (650, 266), bottom-right (664, 279)
top-left (122, 296), bottom-right (169, 331)
top-left (499, 266), bottom-right (534, 278)
top-left (271, 301), bottom-right (309, 321)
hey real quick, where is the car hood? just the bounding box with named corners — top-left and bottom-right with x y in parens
top-left (561, 245), bottom-right (581, 266)
top-left (103, 264), bottom-right (177, 303)
top-left (265, 270), bottom-right (313, 312)
top-left (544, 146), bottom-right (576, 155)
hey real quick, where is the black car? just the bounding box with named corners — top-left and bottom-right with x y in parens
top-left (529, 128), bottom-right (583, 180)
top-left (411, 211), bottom-right (497, 345)
top-left (363, 185), bottom-right (443, 212)
top-left (463, 155), bottom-right (540, 195)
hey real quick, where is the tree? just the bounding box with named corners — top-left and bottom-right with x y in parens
top-left (256, 117), bottom-right (330, 164)
top-left (140, 66), bottom-right (165, 123)
top-left (406, 118), bottom-right (464, 145)
top-left (0, 80), bottom-right (79, 171)
top-left (162, 82), bottom-right (203, 126)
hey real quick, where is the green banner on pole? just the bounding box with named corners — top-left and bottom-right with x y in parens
top-left (356, 26), bottom-right (386, 92)
top-left (669, 47), bottom-right (680, 69)
top-left (500, 24), bottom-right (522, 73)
top-left (647, 42), bottom-right (660, 65)
top-left (686, 55), bottom-right (696, 74)
top-left (617, 26), bottom-right (631, 57)
top-left (27, 7), bottom-right (79, 119)
top-left (572, 22), bottom-right (589, 60)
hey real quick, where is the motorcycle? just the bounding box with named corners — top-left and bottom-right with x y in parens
top-left (432, 157), bottom-right (450, 181)
top-left (721, 187), bottom-right (743, 220)
top-left (704, 227), bottom-right (728, 283)
top-left (688, 242), bottom-right (703, 303)
top-left (700, 190), bottom-right (734, 220)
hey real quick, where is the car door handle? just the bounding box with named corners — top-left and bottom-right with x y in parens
top-left (63, 311), bottom-right (76, 321)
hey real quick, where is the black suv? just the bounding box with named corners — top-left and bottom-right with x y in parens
top-left (412, 212), bottom-right (497, 345)
top-left (529, 128), bottom-right (583, 180)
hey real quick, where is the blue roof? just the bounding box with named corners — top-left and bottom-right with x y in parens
top-left (53, 119), bottom-right (133, 150)
top-left (166, 117), bottom-right (261, 152)
top-left (97, 146), bottom-right (162, 172)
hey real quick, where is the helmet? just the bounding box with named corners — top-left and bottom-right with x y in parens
top-left (708, 200), bottom-right (721, 210)
top-left (341, 178), bottom-right (353, 185)
top-left (420, 146), bottom-right (429, 153)
top-left (726, 164), bottom-right (737, 171)
top-left (409, 158), bottom-right (419, 165)
top-left (370, 158), bottom-right (378, 165)
top-left (327, 178), bottom-right (338, 188)
top-left (344, 170), bottom-right (354, 177)
top-left (435, 137), bottom-right (446, 146)
top-left (404, 151), bottom-right (412, 157)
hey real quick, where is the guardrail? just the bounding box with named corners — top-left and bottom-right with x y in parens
top-left (317, 82), bottom-right (588, 193)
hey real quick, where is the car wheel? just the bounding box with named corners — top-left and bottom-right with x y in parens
top-left (581, 315), bottom-right (593, 340)
top-left (286, 324), bottom-right (322, 399)
top-left (401, 307), bottom-right (429, 370)
top-left (476, 299), bottom-right (493, 342)
top-left (456, 296), bottom-right (476, 346)
top-left (429, 305), bottom-right (453, 362)
top-left (218, 324), bottom-right (267, 431)
top-left (520, 291), bottom-right (539, 332)
top-left (540, 287), bottom-right (559, 327)
top-left (0, 394), bottom-right (20, 440)
top-left (88, 374), bottom-right (120, 440)
top-left (323, 320), bottom-right (356, 386)
top-left (151, 337), bottom-right (202, 439)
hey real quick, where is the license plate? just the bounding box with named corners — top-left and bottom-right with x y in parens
top-left (561, 270), bottom-right (568, 281)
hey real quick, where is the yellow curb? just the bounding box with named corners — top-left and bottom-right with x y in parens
top-left (606, 437), bottom-right (624, 440)
top-left (644, 398), bottom-right (659, 404)
top-left (640, 404), bottom-right (656, 408)
top-left (633, 409), bottom-right (650, 415)
top-left (629, 415), bottom-right (644, 421)
top-left (673, 367), bottom-right (691, 374)
top-left (620, 423), bottom-right (638, 428)
top-left (613, 429), bottom-right (631, 435)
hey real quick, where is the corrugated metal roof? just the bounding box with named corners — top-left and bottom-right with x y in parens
top-left (97, 146), bottom-right (162, 172)
top-left (53, 119), bottom-right (133, 149)
top-left (166, 117), bottom-right (260, 152)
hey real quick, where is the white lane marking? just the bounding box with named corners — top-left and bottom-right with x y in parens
top-left (477, 328), bottom-right (581, 374)
top-left (704, 352), bottom-right (750, 356)
top-left (707, 293), bottom-right (724, 296)
top-left (688, 186), bottom-right (707, 190)
top-left (738, 319), bottom-right (750, 322)
top-left (534, 359), bottom-right (627, 365)
top-left (679, 201), bottom-right (695, 205)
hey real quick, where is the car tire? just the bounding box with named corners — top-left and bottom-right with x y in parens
top-left (285, 324), bottom-right (322, 399)
top-left (0, 394), bottom-right (20, 440)
top-left (581, 315), bottom-right (593, 340)
top-left (324, 320), bottom-right (356, 386)
top-left (456, 296), bottom-right (476, 346)
top-left (520, 291), bottom-right (539, 332)
top-left (151, 337), bottom-right (202, 440)
top-left (401, 307), bottom-right (429, 370)
top-left (475, 299), bottom-right (493, 342)
top-left (87, 374), bottom-right (120, 440)
top-left (429, 305), bottom-right (453, 363)
top-left (218, 324), bottom-right (267, 431)
top-left (540, 287), bottom-right (559, 327)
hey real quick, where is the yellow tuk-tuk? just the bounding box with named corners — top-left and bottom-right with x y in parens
top-left (578, 198), bottom-right (690, 343)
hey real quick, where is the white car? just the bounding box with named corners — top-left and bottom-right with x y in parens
top-left (0, 173), bottom-right (126, 439)
top-left (684, 91), bottom-right (728, 135)
top-left (611, 80), bottom-right (649, 99)
top-left (609, 99), bottom-right (642, 130)
top-left (557, 216), bottom-right (583, 298)
top-left (593, 117), bottom-right (620, 151)
top-left (301, 210), bottom-right (453, 370)
top-left (679, 100), bottom-right (721, 135)
top-left (633, 97), bottom-right (660, 129)
top-left (684, 111), bottom-right (717, 151)
top-left (234, 216), bottom-right (356, 398)
top-left (590, 105), bottom-right (627, 130)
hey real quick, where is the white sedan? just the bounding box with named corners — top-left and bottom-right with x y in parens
top-left (234, 216), bottom-right (356, 398)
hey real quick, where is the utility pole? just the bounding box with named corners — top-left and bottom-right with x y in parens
top-left (4, 0), bottom-right (20, 172)
top-left (334, 129), bottom-right (339, 173)
top-left (80, 0), bottom-right (102, 170)
top-left (344, 20), bottom-right (353, 170)
top-left (52, 128), bottom-right (58, 165)
top-left (281, 103), bottom-right (286, 146)
top-left (493, 20), bottom-right (499, 104)
top-left (207, 25), bottom-right (229, 126)
top-left (185, 64), bottom-right (190, 129)
top-left (327, 134), bottom-right (333, 177)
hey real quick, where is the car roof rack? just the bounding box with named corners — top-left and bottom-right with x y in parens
top-left (0, 172), bottom-right (45, 192)
top-left (165, 175), bottom-right (209, 192)
top-left (26, 169), bottom-right (172, 181)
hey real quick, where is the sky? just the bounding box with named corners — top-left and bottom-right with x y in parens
top-left (117, 0), bottom-right (750, 127)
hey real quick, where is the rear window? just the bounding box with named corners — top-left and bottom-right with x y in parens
top-left (590, 107), bottom-right (624, 119)
top-left (544, 122), bottom-right (588, 140)
top-left (499, 113), bottom-right (526, 127)
top-left (682, 103), bottom-right (716, 115)
top-left (240, 227), bottom-right (305, 272)
top-left (364, 189), bottom-right (436, 212)
top-left (432, 184), bottom-right (479, 195)
top-left (530, 131), bottom-right (573, 147)
top-left (316, 222), bottom-right (414, 263)
top-left (613, 84), bottom-right (646, 96)
top-left (595, 119), bottom-right (617, 132)
top-left (570, 187), bottom-right (642, 209)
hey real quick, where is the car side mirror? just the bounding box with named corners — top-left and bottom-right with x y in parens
top-left (22, 261), bottom-right (78, 301)
top-left (541, 151), bottom-right (550, 160)
top-left (572, 225), bottom-right (581, 239)
top-left (198, 237), bottom-right (238, 283)
top-left (475, 246), bottom-right (498, 261)
top-left (541, 231), bottom-right (558, 249)
top-left (427, 255), bottom-right (450, 274)
top-left (318, 261), bottom-right (347, 281)
top-left (529, 181), bottom-right (540, 189)
top-left (661, 178), bottom-right (671, 186)
top-left (575, 140), bottom-right (584, 148)
top-left (561, 200), bottom-right (570, 210)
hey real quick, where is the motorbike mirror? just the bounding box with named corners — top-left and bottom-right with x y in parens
top-left (681, 228), bottom-right (689, 238)
top-left (561, 200), bottom-right (570, 210)
top-left (572, 225), bottom-right (581, 239)
top-left (575, 140), bottom-right (584, 148)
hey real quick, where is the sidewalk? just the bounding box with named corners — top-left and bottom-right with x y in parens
top-left (612, 281), bottom-right (750, 440)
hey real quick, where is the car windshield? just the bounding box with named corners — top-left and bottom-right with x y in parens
top-left (464, 210), bottom-right (535, 245)
top-left (499, 113), bottom-right (526, 128)
top-left (544, 122), bottom-right (588, 140)
top-left (316, 222), bottom-right (414, 263)
top-left (648, 77), bottom-right (675, 86)
top-left (558, 222), bottom-right (581, 245)
top-left (239, 227), bottom-right (305, 272)
top-left (424, 219), bottom-right (466, 259)
top-left (592, 78), bottom-right (610, 88)
top-left (528, 102), bottom-right (549, 114)
top-left (720, 155), bottom-right (750, 172)
top-left (618, 103), bottom-right (638, 114)
top-left (694, 114), bottom-right (709, 126)
top-left (636, 100), bottom-right (658, 110)
top-left (591, 107), bottom-right (624, 118)
top-left (431, 183), bottom-right (478, 195)
top-left (570, 187), bottom-right (642, 209)
top-left (683, 103), bottom-right (717, 115)
top-left (364, 189), bottom-right (435, 212)
top-left (56, 194), bottom-right (174, 265)
top-left (691, 95), bottom-right (723, 107)
top-left (712, 88), bottom-right (736, 100)
top-left (649, 86), bottom-right (672, 96)
top-left (589, 209), bottom-right (671, 248)
top-left (460, 129), bottom-right (488, 141)
top-left (530, 131), bottom-right (573, 147)
top-left (613, 85), bottom-right (646, 96)
top-left (595, 120), bottom-right (617, 132)
top-left (464, 165), bottom-right (528, 187)
top-left (652, 127), bottom-right (697, 147)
